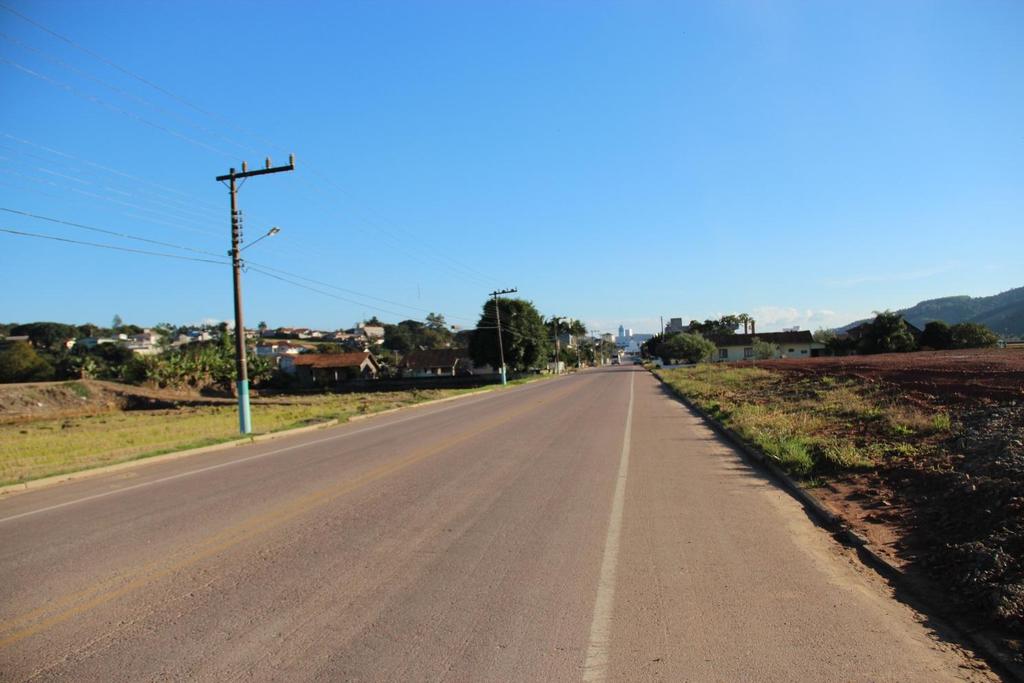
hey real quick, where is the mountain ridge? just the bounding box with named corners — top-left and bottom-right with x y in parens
top-left (840, 286), bottom-right (1024, 337)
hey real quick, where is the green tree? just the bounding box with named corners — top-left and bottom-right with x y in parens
top-left (0, 342), bottom-right (54, 382)
top-left (950, 322), bottom-right (999, 349)
top-left (468, 297), bottom-right (549, 373)
top-left (859, 311), bottom-right (917, 354)
top-left (425, 312), bottom-right (447, 330)
top-left (641, 333), bottom-right (664, 358)
top-left (76, 323), bottom-right (99, 338)
top-left (657, 333), bottom-right (715, 364)
top-left (687, 314), bottom-right (746, 337)
top-left (112, 314), bottom-right (123, 332)
top-left (920, 321), bottom-right (953, 350)
top-left (812, 328), bottom-right (837, 345)
top-left (751, 337), bottom-right (777, 360)
top-left (10, 322), bottom-right (78, 350)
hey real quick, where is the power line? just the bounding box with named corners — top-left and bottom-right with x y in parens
top-left (0, 207), bottom-right (223, 257)
top-left (0, 227), bottom-right (225, 264)
top-left (0, 58), bottom-right (235, 158)
top-left (2, 133), bottom-right (223, 212)
top-left (0, 30), bottom-right (261, 158)
top-left (0, 4), bottom-right (507, 291)
top-left (0, 1), bottom-right (284, 152)
top-left (1, 3), bottom-right (501, 288)
top-left (0, 146), bottom-right (222, 224)
top-left (0, 165), bottom-right (221, 236)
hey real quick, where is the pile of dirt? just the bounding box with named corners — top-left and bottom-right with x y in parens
top-left (757, 349), bottom-right (1024, 401)
top-left (0, 380), bottom-right (237, 422)
top-left (898, 403), bottom-right (1024, 635)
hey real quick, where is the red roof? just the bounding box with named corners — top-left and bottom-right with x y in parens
top-left (401, 348), bottom-right (466, 370)
top-left (289, 352), bottom-right (376, 368)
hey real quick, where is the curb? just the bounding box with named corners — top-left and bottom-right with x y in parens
top-left (650, 369), bottom-right (1023, 682)
top-left (0, 419), bottom-right (338, 497)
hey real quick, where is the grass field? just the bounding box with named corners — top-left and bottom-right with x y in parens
top-left (655, 364), bottom-right (952, 477)
top-left (0, 384), bottom-right (511, 486)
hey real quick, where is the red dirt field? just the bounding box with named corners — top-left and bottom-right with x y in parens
top-left (751, 348), bottom-right (1024, 401)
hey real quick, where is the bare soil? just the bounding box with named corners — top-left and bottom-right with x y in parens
top-left (755, 351), bottom-right (1024, 662)
top-left (0, 380), bottom-right (244, 423)
top-left (754, 348), bottom-right (1024, 401)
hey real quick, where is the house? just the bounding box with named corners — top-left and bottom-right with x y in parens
top-left (282, 352), bottom-right (380, 387)
top-left (356, 324), bottom-right (385, 342)
top-left (255, 341), bottom-right (308, 366)
top-left (123, 331), bottom-right (162, 355)
top-left (76, 337), bottom-right (119, 349)
top-left (401, 349), bottom-right (472, 377)
top-left (708, 331), bottom-right (821, 362)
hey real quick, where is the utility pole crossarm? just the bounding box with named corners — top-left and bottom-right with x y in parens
top-left (215, 155), bottom-right (296, 182)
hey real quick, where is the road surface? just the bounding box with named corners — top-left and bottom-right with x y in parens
top-left (0, 368), bottom-right (995, 681)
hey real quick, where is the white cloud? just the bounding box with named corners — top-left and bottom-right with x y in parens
top-left (749, 307), bottom-right (845, 332)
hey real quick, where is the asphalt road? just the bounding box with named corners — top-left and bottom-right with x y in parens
top-left (0, 367), bottom-right (997, 681)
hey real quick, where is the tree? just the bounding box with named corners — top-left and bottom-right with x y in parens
top-left (859, 311), bottom-right (917, 354)
top-left (10, 322), bottom-right (78, 350)
top-left (950, 322), bottom-right (999, 349)
top-left (920, 321), bottom-right (953, 350)
top-left (257, 321), bottom-right (268, 334)
top-left (641, 333), bottom-right (664, 358)
top-left (0, 342), bottom-right (54, 382)
top-left (112, 314), bottom-right (123, 331)
top-left (657, 333), bottom-right (715, 364)
top-left (77, 323), bottom-right (99, 338)
top-left (425, 312), bottom-right (447, 331)
top-left (687, 314), bottom-right (747, 337)
top-left (364, 316), bottom-right (384, 326)
top-left (751, 337), bottom-right (777, 360)
top-left (812, 328), bottom-right (837, 345)
top-left (468, 297), bottom-right (549, 373)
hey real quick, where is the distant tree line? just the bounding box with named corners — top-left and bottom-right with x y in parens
top-left (815, 311), bottom-right (1000, 356)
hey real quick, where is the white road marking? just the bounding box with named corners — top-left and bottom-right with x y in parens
top-left (583, 371), bottom-right (634, 681)
top-left (0, 378), bottom-right (566, 525)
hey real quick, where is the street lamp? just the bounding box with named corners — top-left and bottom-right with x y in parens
top-left (241, 226), bottom-right (280, 252)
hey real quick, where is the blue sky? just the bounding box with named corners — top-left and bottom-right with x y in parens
top-left (1, 1), bottom-right (1021, 336)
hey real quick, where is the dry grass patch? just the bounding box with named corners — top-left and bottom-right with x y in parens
top-left (656, 364), bottom-right (938, 477)
top-left (0, 386), bottom-right (490, 486)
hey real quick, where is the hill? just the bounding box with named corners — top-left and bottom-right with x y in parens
top-left (841, 286), bottom-right (1024, 337)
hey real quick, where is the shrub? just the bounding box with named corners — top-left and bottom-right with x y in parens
top-left (949, 322), bottom-right (999, 349)
top-left (920, 321), bottom-right (952, 350)
top-left (658, 333), bottom-right (716, 364)
top-left (859, 311), bottom-right (917, 354)
top-left (0, 342), bottom-right (54, 382)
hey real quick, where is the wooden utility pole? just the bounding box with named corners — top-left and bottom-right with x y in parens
top-left (216, 155), bottom-right (295, 434)
top-left (488, 288), bottom-right (517, 385)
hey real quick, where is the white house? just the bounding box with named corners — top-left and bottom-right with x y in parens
top-left (708, 331), bottom-right (822, 362)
